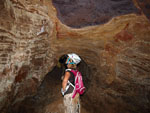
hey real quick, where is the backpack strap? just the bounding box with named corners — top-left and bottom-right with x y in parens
top-left (68, 80), bottom-right (75, 88)
top-left (65, 69), bottom-right (75, 87)
top-left (65, 69), bottom-right (71, 71)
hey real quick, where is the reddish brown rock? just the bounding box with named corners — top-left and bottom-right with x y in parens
top-left (15, 65), bottom-right (30, 83)
top-left (0, 0), bottom-right (56, 111)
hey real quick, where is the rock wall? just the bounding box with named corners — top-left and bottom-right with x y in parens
top-left (0, 0), bottom-right (150, 113)
top-left (0, 0), bottom-right (56, 111)
top-left (55, 14), bottom-right (150, 113)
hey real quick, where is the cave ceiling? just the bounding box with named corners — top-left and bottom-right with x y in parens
top-left (52, 0), bottom-right (140, 28)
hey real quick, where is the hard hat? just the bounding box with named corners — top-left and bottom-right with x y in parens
top-left (67, 53), bottom-right (81, 64)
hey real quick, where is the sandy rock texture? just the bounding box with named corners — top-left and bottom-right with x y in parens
top-left (0, 0), bottom-right (56, 111)
top-left (55, 15), bottom-right (150, 113)
top-left (0, 0), bottom-right (150, 113)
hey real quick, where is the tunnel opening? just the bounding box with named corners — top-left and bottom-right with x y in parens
top-left (7, 54), bottom-right (91, 113)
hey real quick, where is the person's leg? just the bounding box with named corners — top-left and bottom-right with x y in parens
top-left (73, 93), bottom-right (80, 113)
top-left (64, 93), bottom-right (80, 113)
top-left (64, 93), bottom-right (73, 113)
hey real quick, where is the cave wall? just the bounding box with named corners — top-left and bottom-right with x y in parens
top-left (0, 0), bottom-right (56, 111)
top-left (0, 0), bottom-right (150, 113)
top-left (55, 14), bottom-right (150, 113)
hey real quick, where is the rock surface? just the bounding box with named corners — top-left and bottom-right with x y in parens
top-left (52, 0), bottom-right (140, 28)
top-left (0, 0), bottom-right (56, 111)
top-left (0, 0), bottom-right (150, 113)
top-left (55, 14), bottom-right (150, 113)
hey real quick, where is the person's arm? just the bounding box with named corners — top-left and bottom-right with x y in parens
top-left (62, 71), bottom-right (70, 91)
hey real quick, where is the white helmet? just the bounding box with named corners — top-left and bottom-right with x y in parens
top-left (68, 53), bottom-right (81, 64)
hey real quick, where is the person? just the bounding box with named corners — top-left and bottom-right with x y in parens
top-left (61, 53), bottom-right (81, 113)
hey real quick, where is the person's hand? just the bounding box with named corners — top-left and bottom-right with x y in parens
top-left (61, 76), bottom-right (64, 80)
top-left (61, 88), bottom-right (65, 96)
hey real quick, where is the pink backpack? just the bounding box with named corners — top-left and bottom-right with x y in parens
top-left (66, 69), bottom-right (86, 98)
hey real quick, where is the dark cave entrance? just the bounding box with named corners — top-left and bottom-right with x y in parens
top-left (8, 54), bottom-right (91, 113)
